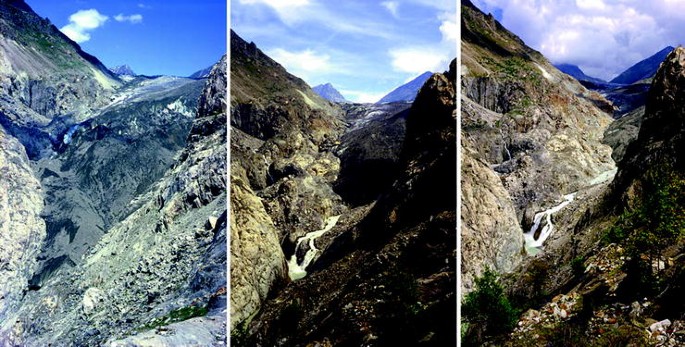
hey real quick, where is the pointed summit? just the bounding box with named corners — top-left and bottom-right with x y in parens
top-left (312, 83), bottom-right (348, 103)
top-left (377, 71), bottom-right (433, 104)
top-left (109, 65), bottom-right (136, 76)
top-left (610, 46), bottom-right (676, 85)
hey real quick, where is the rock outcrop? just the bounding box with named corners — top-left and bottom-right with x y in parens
top-left (613, 47), bottom-right (685, 196)
top-left (0, 128), bottom-right (45, 330)
top-left (334, 102), bottom-right (411, 205)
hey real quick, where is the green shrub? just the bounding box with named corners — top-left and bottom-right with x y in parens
top-left (462, 268), bottom-right (519, 345)
top-left (571, 256), bottom-right (586, 278)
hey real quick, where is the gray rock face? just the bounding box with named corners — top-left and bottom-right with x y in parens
top-left (0, 128), bottom-right (45, 328)
top-left (0, 1), bottom-right (120, 160)
top-left (2, 56), bottom-right (227, 346)
top-left (461, 143), bottom-right (523, 292)
top-left (335, 102), bottom-right (410, 205)
top-left (32, 77), bottom-right (204, 286)
top-left (613, 46), bottom-right (685, 203)
top-left (603, 105), bottom-right (644, 164)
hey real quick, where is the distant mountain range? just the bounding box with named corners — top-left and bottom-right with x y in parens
top-left (610, 46), bottom-right (675, 84)
top-left (312, 83), bottom-right (348, 103)
top-left (377, 71), bottom-right (433, 104)
top-left (109, 64), bottom-right (135, 76)
top-left (554, 63), bottom-right (605, 84)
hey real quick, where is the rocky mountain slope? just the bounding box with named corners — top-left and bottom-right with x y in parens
top-left (0, 0), bottom-right (120, 142)
top-left (334, 102), bottom-right (411, 205)
top-left (0, 127), bottom-right (45, 328)
top-left (0, 1), bottom-right (227, 344)
top-left (230, 27), bottom-right (455, 345)
top-left (498, 45), bottom-right (685, 347)
top-left (377, 71), bottom-right (433, 103)
top-left (32, 75), bottom-right (204, 289)
top-left (189, 65), bottom-right (213, 79)
top-left (229, 29), bottom-right (344, 331)
top-left (1, 55), bottom-right (227, 346)
top-left (462, 1), bottom-right (685, 345)
top-left (461, 0), bottom-right (615, 292)
top-left (238, 60), bottom-right (455, 347)
top-left (610, 46), bottom-right (675, 85)
top-left (313, 83), bottom-right (348, 103)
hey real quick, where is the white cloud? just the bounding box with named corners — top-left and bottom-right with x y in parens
top-left (137, 3), bottom-right (152, 9)
top-left (114, 14), bottom-right (143, 23)
top-left (576, 0), bottom-right (606, 11)
top-left (382, 1), bottom-right (399, 18)
top-left (439, 12), bottom-right (457, 43)
top-left (60, 25), bottom-right (90, 43)
top-left (389, 47), bottom-right (447, 74)
top-left (237, 0), bottom-right (395, 39)
top-left (267, 48), bottom-right (332, 81)
top-left (471, 0), bottom-right (685, 80)
top-left (60, 9), bottom-right (108, 43)
top-left (239, 0), bottom-right (311, 25)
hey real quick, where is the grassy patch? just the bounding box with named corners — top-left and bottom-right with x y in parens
top-left (136, 304), bottom-right (209, 332)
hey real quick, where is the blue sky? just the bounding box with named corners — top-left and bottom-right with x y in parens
top-left (27, 0), bottom-right (226, 77)
top-left (231, 0), bottom-right (456, 103)
top-left (473, 0), bottom-right (685, 81)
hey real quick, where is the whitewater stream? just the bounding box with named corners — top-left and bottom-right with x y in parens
top-left (523, 193), bottom-right (576, 255)
top-left (287, 215), bottom-right (341, 280)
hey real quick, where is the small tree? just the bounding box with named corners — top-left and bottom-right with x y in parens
top-left (462, 268), bottom-right (519, 345)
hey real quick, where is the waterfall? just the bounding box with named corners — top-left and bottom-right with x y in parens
top-left (287, 215), bottom-right (341, 280)
top-left (523, 193), bottom-right (575, 255)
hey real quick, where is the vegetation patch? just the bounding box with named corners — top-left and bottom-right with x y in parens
top-left (462, 268), bottom-right (519, 346)
top-left (136, 304), bottom-right (209, 332)
top-left (603, 166), bottom-right (685, 297)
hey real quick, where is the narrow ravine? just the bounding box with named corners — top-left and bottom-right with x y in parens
top-left (287, 215), bottom-right (341, 280)
top-left (523, 193), bottom-right (576, 255)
